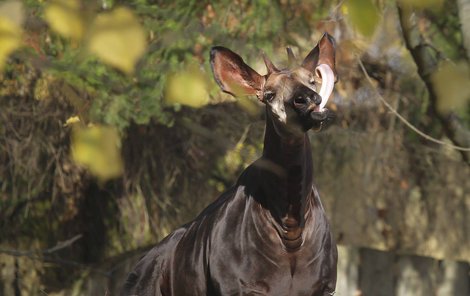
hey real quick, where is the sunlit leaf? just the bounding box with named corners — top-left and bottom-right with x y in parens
top-left (0, 0), bottom-right (23, 71)
top-left (432, 61), bottom-right (470, 114)
top-left (34, 75), bottom-right (53, 101)
top-left (0, 17), bottom-right (22, 71)
top-left (64, 115), bottom-right (80, 126)
top-left (343, 0), bottom-right (380, 37)
top-left (165, 68), bottom-right (209, 108)
top-left (44, 0), bottom-right (84, 40)
top-left (0, 0), bottom-right (24, 26)
top-left (71, 125), bottom-right (124, 181)
top-left (88, 7), bottom-right (147, 74)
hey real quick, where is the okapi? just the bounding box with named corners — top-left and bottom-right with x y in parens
top-left (122, 33), bottom-right (338, 296)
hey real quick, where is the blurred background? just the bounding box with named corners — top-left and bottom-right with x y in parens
top-left (0, 0), bottom-right (469, 295)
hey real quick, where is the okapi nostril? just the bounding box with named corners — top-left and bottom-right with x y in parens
top-left (314, 96), bottom-right (322, 105)
top-left (294, 96), bottom-right (308, 105)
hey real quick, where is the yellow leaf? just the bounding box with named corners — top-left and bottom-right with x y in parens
top-left (0, 1), bottom-right (24, 27)
top-left (343, 0), bottom-right (381, 37)
top-left (88, 7), bottom-right (147, 74)
top-left (432, 61), bottom-right (470, 114)
top-left (34, 74), bottom-right (53, 101)
top-left (44, 0), bottom-right (84, 40)
top-left (71, 125), bottom-right (123, 181)
top-left (0, 17), bottom-right (22, 71)
top-left (165, 69), bottom-right (209, 108)
top-left (0, 0), bottom-right (23, 71)
top-left (64, 115), bottom-right (80, 126)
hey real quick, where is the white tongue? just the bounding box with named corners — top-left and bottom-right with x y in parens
top-left (315, 64), bottom-right (335, 111)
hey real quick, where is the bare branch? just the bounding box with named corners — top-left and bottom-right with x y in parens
top-left (0, 234), bottom-right (111, 277)
top-left (43, 234), bottom-right (83, 254)
top-left (0, 234), bottom-right (82, 257)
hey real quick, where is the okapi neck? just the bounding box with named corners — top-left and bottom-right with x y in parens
top-left (262, 113), bottom-right (308, 167)
top-left (260, 111), bottom-right (314, 240)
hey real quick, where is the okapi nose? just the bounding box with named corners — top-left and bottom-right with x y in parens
top-left (293, 87), bottom-right (322, 109)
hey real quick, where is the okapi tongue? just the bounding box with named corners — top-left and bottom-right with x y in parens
top-left (315, 64), bottom-right (335, 111)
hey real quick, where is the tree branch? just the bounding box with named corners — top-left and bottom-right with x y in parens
top-left (397, 5), bottom-right (470, 164)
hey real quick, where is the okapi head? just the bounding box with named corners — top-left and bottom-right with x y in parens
top-left (210, 33), bottom-right (337, 137)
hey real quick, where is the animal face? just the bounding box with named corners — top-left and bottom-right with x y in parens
top-left (210, 33), bottom-right (337, 137)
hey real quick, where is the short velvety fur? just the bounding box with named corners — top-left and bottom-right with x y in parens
top-left (122, 33), bottom-right (338, 296)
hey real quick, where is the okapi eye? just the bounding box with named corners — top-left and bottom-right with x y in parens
top-left (263, 91), bottom-right (275, 102)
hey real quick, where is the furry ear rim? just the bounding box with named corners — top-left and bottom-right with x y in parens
top-left (301, 44), bottom-right (319, 72)
top-left (210, 46), bottom-right (265, 98)
top-left (301, 32), bottom-right (337, 80)
top-left (302, 33), bottom-right (338, 111)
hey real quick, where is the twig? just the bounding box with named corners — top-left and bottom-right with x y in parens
top-left (0, 234), bottom-right (111, 277)
top-left (43, 234), bottom-right (82, 254)
top-left (357, 58), bottom-right (470, 152)
top-left (29, 254), bottom-right (110, 277)
top-left (0, 234), bottom-right (82, 257)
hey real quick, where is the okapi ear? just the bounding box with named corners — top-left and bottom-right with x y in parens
top-left (301, 33), bottom-right (337, 80)
top-left (210, 46), bottom-right (265, 97)
top-left (302, 33), bottom-right (337, 110)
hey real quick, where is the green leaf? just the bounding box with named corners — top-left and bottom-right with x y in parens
top-left (71, 125), bottom-right (124, 181)
top-left (343, 0), bottom-right (381, 37)
top-left (0, 1), bottom-right (23, 71)
top-left (432, 61), bottom-right (470, 115)
top-left (87, 7), bottom-right (147, 74)
top-left (165, 67), bottom-right (209, 108)
top-left (44, 0), bottom-right (84, 40)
